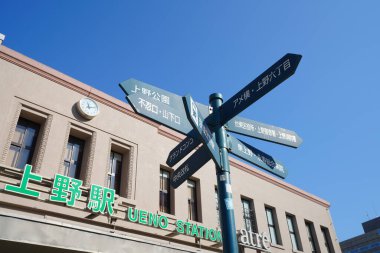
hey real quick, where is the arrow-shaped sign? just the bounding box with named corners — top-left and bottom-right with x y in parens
top-left (220, 54), bottom-right (302, 125)
top-left (227, 134), bottom-right (288, 178)
top-left (119, 79), bottom-right (210, 136)
top-left (166, 130), bottom-right (202, 167)
top-left (171, 145), bottom-right (211, 188)
top-left (183, 95), bottom-right (222, 168)
top-left (125, 93), bottom-right (193, 135)
top-left (226, 116), bottom-right (302, 148)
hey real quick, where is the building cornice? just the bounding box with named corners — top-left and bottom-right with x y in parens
top-left (0, 46), bottom-right (330, 208)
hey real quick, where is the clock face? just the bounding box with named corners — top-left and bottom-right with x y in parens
top-left (77, 98), bottom-right (100, 119)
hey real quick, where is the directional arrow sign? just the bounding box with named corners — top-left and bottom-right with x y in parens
top-left (166, 130), bottom-right (202, 167)
top-left (227, 134), bottom-right (288, 178)
top-left (220, 54), bottom-right (302, 125)
top-left (183, 95), bottom-right (222, 168)
top-left (125, 93), bottom-right (193, 135)
top-left (119, 79), bottom-right (210, 136)
top-left (226, 116), bottom-right (302, 148)
top-left (171, 146), bottom-right (211, 188)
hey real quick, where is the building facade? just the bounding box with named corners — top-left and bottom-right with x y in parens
top-left (0, 45), bottom-right (341, 253)
top-left (340, 217), bottom-right (380, 253)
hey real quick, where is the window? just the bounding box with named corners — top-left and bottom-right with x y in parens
top-left (108, 151), bottom-right (123, 195)
top-left (159, 169), bottom-right (171, 213)
top-left (108, 141), bottom-right (134, 198)
top-left (265, 206), bottom-right (281, 245)
top-left (286, 214), bottom-right (302, 251)
top-left (241, 198), bottom-right (257, 232)
top-left (305, 221), bottom-right (319, 253)
top-left (187, 179), bottom-right (198, 221)
top-left (7, 118), bottom-right (40, 169)
top-left (63, 136), bottom-right (85, 179)
top-left (321, 226), bottom-right (335, 253)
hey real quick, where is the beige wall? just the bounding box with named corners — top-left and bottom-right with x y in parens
top-left (0, 46), bottom-right (341, 253)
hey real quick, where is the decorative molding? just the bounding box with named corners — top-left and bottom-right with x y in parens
top-left (34, 115), bottom-right (53, 173)
top-left (103, 139), bottom-right (113, 187)
top-left (84, 131), bottom-right (97, 187)
top-left (127, 146), bottom-right (135, 200)
top-left (1, 103), bottom-right (22, 164)
top-left (58, 123), bottom-right (72, 175)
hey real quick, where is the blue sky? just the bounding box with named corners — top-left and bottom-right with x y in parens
top-left (2, 0), bottom-right (379, 241)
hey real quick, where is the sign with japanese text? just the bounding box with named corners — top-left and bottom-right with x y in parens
top-left (227, 135), bottom-right (287, 178)
top-left (226, 116), bottom-right (302, 148)
top-left (183, 95), bottom-right (221, 168)
top-left (119, 79), bottom-right (210, 135)
top-left (1, 164), bottom-right (222, 243)
top-left (220, 54), bottom-right (302, 124)
top-left (171, 146), bottom-right (211, 188)
top-left (166, 130), bottom-right (201, 167)
top-left (4, 165), bottom-right (115, 215)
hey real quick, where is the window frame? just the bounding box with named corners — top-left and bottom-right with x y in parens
top-left (241, 197), bottom-right (257, 233)
top-left (8, 117), bottom-right (40, 170)
top-left (108, 150), bottom-right (123, 195)
top-left (64, 135), bottom-right (85, 179)
top-left (159, 168), bottom-right (174, 214)
top-left (286, 214), bottom-right (303, 251)
top-left (106, 140), bottom-right (134, 199)
top-left (321, 226), bottom-right (335, 253)
top-left (265, 206), bottom-right (282, 245)
top-left (305, 220), bottom-right (320, 253)
top-left (187, 179), bottom-right (200, 222)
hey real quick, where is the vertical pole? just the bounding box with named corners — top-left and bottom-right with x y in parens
top-left (210, 93), bottom-right (239, 253)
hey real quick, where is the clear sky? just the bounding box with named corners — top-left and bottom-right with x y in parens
top-left (1, 0), bottom-right (379, 241)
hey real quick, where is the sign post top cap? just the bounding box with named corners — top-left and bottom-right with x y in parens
top-left (209, 93), bottom-right (223, 102)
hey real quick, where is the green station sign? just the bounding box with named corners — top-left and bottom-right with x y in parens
top-left (2, 164), bottom-right (221, 243)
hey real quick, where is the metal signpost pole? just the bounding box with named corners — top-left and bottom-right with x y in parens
top-left (209, 93), bottom-right (239, 253)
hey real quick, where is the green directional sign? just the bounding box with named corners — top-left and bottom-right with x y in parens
top-left (226, 116), bottom-right (302, 148)
top-left (171, 146), bottom-right (211, 188)
top-left (183, 95), bottom-right (222, 168)
top-left (220, 54), bottom-right (302, 125)
top-left (119, 79), bottom-right (210, 135)
top-left (227, 134), bottom-right (288, 178)
top-left (166, 130), bottom-right (201, 167)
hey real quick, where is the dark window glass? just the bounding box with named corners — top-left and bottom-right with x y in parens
top-left (108, 151), bottom-right (123, 195)
top-left (63, 136), bottom-right (84, 179)
top-left (159, 170), bottom-right (171, 213)
top-left (305, 221), bottom-right (318, 253)
top-left (7, 118), bottom-right (40, 169)
top-left (321, 226), bottom-right (334, 253)
top-left (265, 207), bottom-right (280, 245)
top-left (242, 198), bottom-right (257, 232)
top-left (187, 180), bottom-right (198, 221)
top-left (286, 215), bottom-right (301, 251)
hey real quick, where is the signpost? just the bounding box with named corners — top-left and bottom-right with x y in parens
top-left (219, 53), bottom-right (302, 124)
top-left (226, 116), bottom-right (302, 148)
top-left (166, 132), bottom-right (201, 167)
top-left (227, 134), bottom-right (288, 178)
top-left (119, 53), bottom-right (302, 253)
top-left (120, 79), bottom-right (210, 136)
top-left (171, 146), bottom-right (210, 189)
top-left (183, 95), bottom-right (222, 168)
